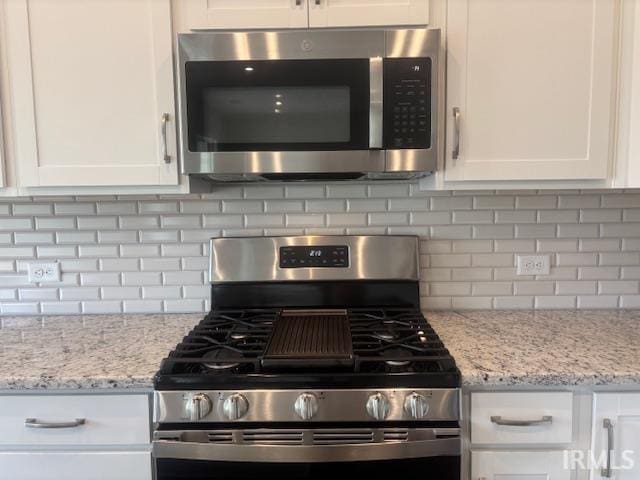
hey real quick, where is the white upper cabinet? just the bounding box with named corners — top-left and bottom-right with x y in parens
top-left (615, 0), bottom-right (640, 187)
top-left (176, 0), bottom-right (428, 31)
top-left (2, 0), bottom-right (178, 187)
top-left (308, 0), bottom-right (429, 28)
top-left (180, 0), bottom-right (309, 30)
top-left (445, 0), bottom-right (617, 182)
top-left (591, 393), bottom-right (640, 480)
top-left (0, 101), bottom-right (5, 188)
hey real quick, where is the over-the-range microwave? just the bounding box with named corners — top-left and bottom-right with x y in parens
top-left (178, 29), bottom-right (439, 183)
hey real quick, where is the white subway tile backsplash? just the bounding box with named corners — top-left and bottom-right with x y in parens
top-left (0, 188), bottom-right (638, 313)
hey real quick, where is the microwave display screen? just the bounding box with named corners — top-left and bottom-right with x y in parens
top-left (185, 59), bottom-right (370, 152)
top-left (201, 86), bottom-right (350, 145)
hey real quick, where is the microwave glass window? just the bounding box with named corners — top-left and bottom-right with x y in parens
top-left (185, 59), bottom-right (369, 152)
top-left (201, 86), bottom-right (350, 146)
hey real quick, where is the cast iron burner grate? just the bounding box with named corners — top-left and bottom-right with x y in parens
top-left (262, 310), bottom-right (353, 368)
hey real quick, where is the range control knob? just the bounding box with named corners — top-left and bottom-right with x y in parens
top-left (366, 392), bottom-right (391, 420)
top-left (185, 393), bottom-right (212, 421)
top-left (222, 394), bottom-right (249, 420)
top-left (404, 392), bottom-right (430, 419)
top-left (294, 393), bottom-right (319, 420)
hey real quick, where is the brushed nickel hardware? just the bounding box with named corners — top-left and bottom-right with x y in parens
top-left (161, 113), bottom-right (171, 164)
top-left (601, 418), bottom-right (613, 477)
top-left (490, 415), bottom-right (553, 427)
top-left (452, 107), bottom-right (461, 160)
top-left (25, 418), bottom-right (85, 429)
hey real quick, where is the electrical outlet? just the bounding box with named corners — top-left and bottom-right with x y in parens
top-left (27, 262), bottom-right (61, 283)
top-left (516, 255), bottom-right (551, 276)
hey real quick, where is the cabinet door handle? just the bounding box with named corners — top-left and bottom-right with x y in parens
top-left (295, 0), bottom-right (302, 5)
top-left (601, 418), bottom-right (614, 478)
top-left (490, 415), bottom-right (552, 427)
top-left (452, 107), bottom-right (461, 160)
top-left (315, 0), bottom-right (322, 5)
top-left (161, 113), bottom-right (171, 164)
top-left (25, 418), bottom-right (86, 429)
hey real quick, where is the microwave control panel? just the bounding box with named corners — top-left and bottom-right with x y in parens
top-left (383, 57), bottom-right (431, 150)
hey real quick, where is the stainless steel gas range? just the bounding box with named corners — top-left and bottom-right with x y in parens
top-left (153, 235), bottom-right (461, 479)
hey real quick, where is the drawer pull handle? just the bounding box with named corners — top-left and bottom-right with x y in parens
top-left (601, 418), bottom-right (613, 478)
top-left (490, 415), bottom-right (552, 427)
top-left (25, 418), bottom-right (86, 429)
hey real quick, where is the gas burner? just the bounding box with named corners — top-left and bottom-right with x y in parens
top-left (381, 347), bottom-right (412, 367)
top-left (201, 349), bottom-right (241, 371)
top-left (373, 331), bottom-right (397, 342)
top-left (230, 332), bottom-right (248, 341)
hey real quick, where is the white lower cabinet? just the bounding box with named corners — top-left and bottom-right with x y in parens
top-left (0, 393), bottom-right (152, 480)
top-left (471, 451), bottom-right (571, 480)
top-left (0, 451), bottom-right (151, 480)
top-left (591, 393), bottom-right (640, 480)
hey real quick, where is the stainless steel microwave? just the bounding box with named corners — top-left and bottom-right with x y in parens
top-left (177, 29), bottom-right (440, 182)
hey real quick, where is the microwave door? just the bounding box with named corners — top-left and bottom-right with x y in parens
top-left (181, 58), bottom-right (384, 177)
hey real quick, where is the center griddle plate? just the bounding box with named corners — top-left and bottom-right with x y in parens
top-left (262, 309), bottom-right (354, 368)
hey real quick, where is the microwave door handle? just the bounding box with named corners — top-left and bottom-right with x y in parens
top-left (369, 57), bottom-right (383, 150)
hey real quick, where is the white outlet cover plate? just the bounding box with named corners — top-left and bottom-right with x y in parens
top-left (516, 255), bottom-right (551, 276)
top-left (27, 262), bottom-right (61, 283)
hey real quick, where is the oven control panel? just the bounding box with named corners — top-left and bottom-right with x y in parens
top-left (279, 245), bottom-right (349, 268)
top-left (383, 57), bottom-right (431, 150)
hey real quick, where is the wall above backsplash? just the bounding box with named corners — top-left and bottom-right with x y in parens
top-left (0, 182), bottom-right (639, 315)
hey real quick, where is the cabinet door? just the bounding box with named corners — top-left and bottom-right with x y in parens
top-left (3, 0), bottom-right (178, 187)
top-left (0, 452), bottom-right (151, 480)
top-left (446, 0), bottom-right (616, 181)
top-left (472, 451), bottom-right (571, 480)
top-left (0, 100), bottom-right (5, 188)
top-left (615, 0), bottom-right (640, 187)
top-left (308, 0), bottom-right (428, 28)
top-left (591, 393), bottom-right (640, 480)
top-left (182, 0), bottom-right (308, 30)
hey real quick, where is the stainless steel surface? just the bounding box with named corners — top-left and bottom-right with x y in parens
top-left (153, 427), bottom-right (461, 463)
top-left (385, 149), bottom-right (436, 174)
top-left (222, 394), bottom-right (249, 420)
top-left (24, 418), bottom-right (85, 429)
top-left (155, 388), bottom-right (460, 424)
top-left (209, 235), bottom-right (420, 283)
top-left (183, 151), bottom-right (385, 179)
top-left (161, 113), bottom-right (170, 164)
top-left (365, 392), bottom-right (390, 420)
top-left (185, 393), bottom-right (213, 421)
top-left (369, 57), bottom-right (383, 150)
top-left (404, 392), bottom-right (430, 419)
top-left (294, 393), bottom-right (319, 421)
top-left (601, 418), bottom-right (613, 477)
top-left (452, 107), bottom-right (461, 160)
top-left (177, 29), bottom-right (440, 181)
top-left (489, 415), bottom-right (553, 427)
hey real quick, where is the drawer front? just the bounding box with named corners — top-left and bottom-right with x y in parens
top-left (0, 451), bottom-right (151, 480)
top-left (472, 450), bottom-right (572, 480)
top-left (471, 392), bottom-right (573, 445)
top-left (0, 395), bottom-right (150, 446)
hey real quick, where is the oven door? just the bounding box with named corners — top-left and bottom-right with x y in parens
top-left (154, 427), bottom-right (460, 480)
top-left (178, 32), bottom-right (384, 179)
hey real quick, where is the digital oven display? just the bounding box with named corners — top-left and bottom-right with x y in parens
top-left (279, 245), bottom-right (349, 268)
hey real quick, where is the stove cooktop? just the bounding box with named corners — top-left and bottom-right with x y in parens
top-left (154, 308), bottom-right (460, 390)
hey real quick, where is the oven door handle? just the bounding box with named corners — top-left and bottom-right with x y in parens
top-left (153, 436), bottom-right (460, 463)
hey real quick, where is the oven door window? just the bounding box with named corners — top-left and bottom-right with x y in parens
top-left (157, 456), bottom-right (460, 479)
top-left (185, 59), bottom-right (370, 152)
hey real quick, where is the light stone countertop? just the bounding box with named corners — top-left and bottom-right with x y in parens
top-left (427, 309), bottom-right (640, 387)
top-left (0, 310), bottom-right (638, 390)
